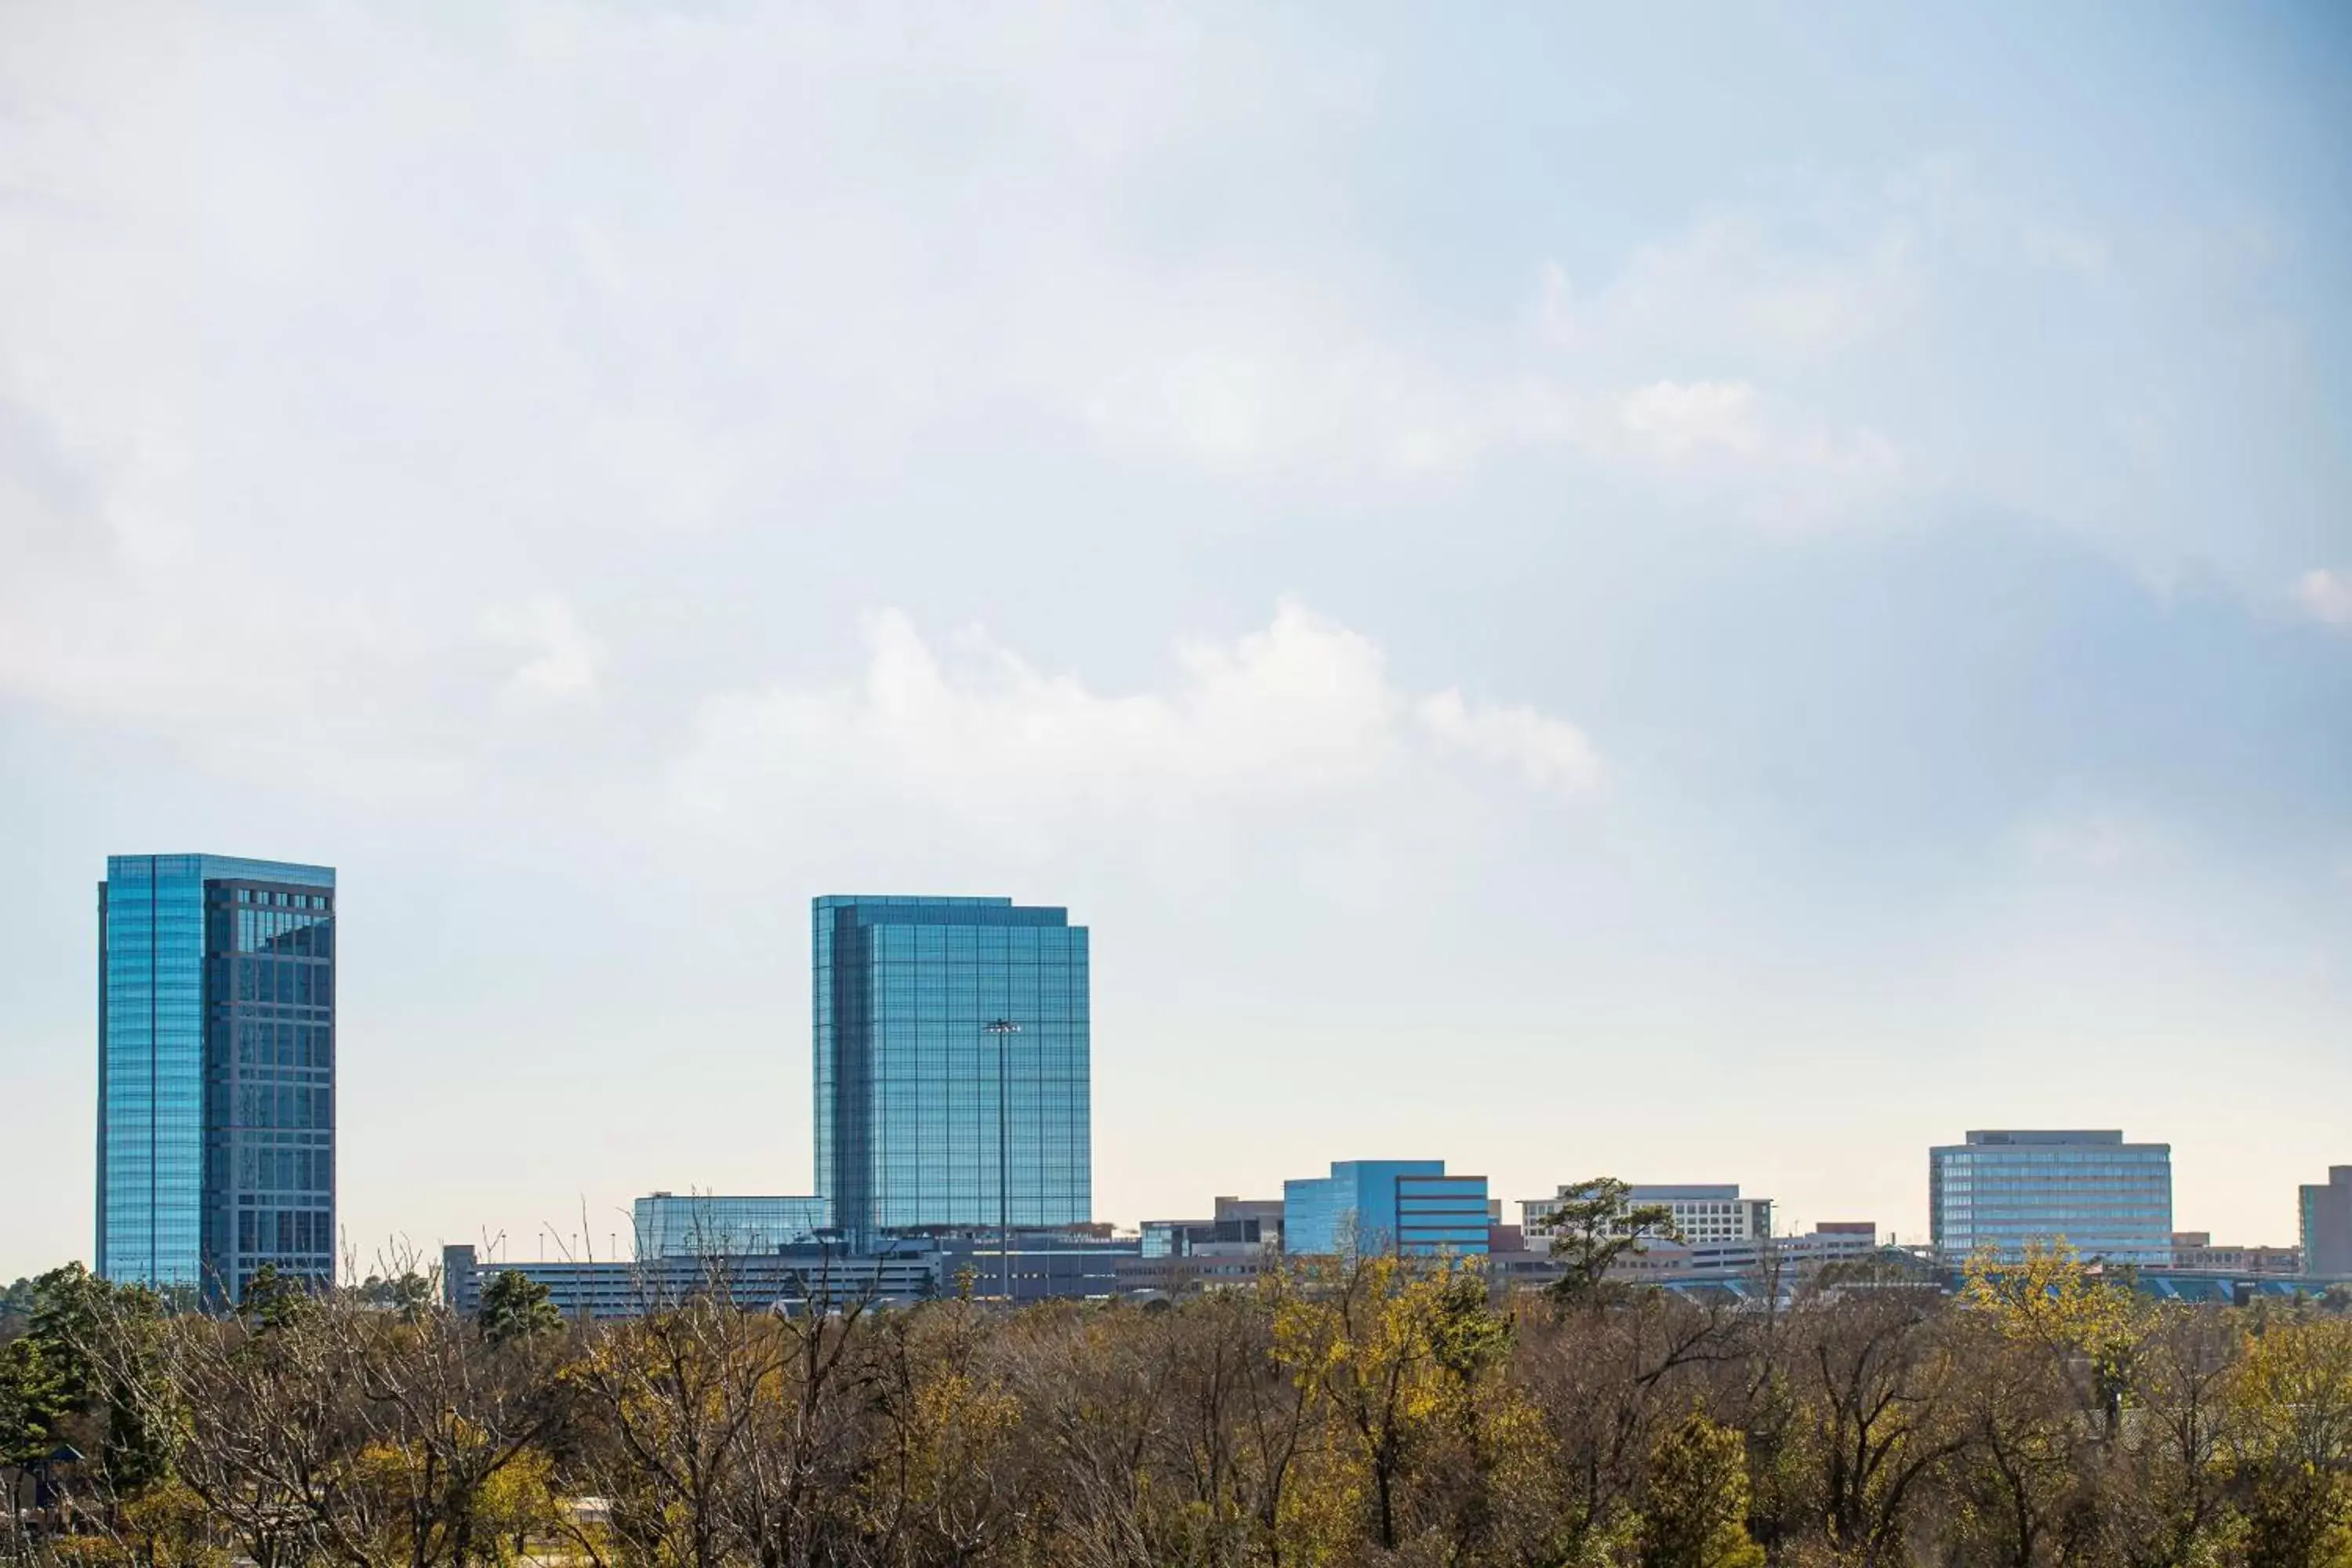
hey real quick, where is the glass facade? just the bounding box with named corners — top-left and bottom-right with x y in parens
top-left (1929, 1130), bottom-right (2172, 1265)
top-left (632, 1193), bottom-right (833, 1258)
top-left (99, 855), bottom-right (336, 1305)
top-left (813, 895), bottom-right (1091, 1247)
top-left (1283, 1160), bottom-right (1491, 1258)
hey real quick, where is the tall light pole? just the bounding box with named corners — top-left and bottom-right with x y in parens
top-left (982, 1018), bottom-right (1021, 1304)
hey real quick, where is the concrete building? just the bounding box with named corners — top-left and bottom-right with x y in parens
top-left (1284, 1161), bottom-right (1489, 1257)
top-left (1520, 1185), bottom-right (1773, 1247)
top-left (1930, 1130), bottom-right (2172, 1265)
top-left (2302, 1168), bottom-right (2352, 1277)
top-left (2169, 1232), bottom-right (2301, 1275)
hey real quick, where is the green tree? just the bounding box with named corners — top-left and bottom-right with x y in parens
top-left (238, 1263), bottom-right (312, 1331)
top-left (5, 1263), bottom-right (169, 1496)
top-left (1639, 1410), bottom-right (1766, 1568)
top-left (477, 1271), bottom-right (562, 1347)
top-left (1541, 1178), bottom-right (1683, 1307)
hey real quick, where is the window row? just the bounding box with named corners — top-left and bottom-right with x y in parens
top-left (230, 1084), bottom-right (332, 1130)
top-left (238, 1207), bottom-right (332, 1256)
top-left (228, 1020), bottom-right (334, 1069)
top-left (226, 958), bottom-right (334, 1007)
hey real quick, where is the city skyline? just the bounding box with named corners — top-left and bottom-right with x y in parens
top-left (2, 5), bottom-right (2349, 1280)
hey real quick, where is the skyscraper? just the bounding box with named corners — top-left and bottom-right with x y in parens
top-left (98, 854), bottom-right (337, 1305)
top-left (813, 895), bottom-right (1090, 1247)
top-left (1929, 1129), bottom-right (2172, 1265)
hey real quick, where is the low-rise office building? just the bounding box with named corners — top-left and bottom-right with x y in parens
top-left (633, 1193), bottom-right (832, 1258)
top-left (441, 1241), bottom-right (942, 1319)
top-left (1284, 1161), bottom-right (1490, 1257)
top-left (2169, 1232), bottom-right (2300, 1275)
top-left (1520, 1184), bottom-right (1773, 1247)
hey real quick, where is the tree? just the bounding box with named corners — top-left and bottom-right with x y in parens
top-left (1639, 1410), bottom-right (1766, 1568)
top-left (1541, 1178), bottom-right (1683, 1308)
top-left (475, 1272), bottom-right (561, 1348)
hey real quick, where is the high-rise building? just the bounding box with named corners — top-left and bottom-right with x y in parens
top-left (98, 854), bottom-right (337, 1305)
top-left (1929, 1130), bottom-right (2172, 1265)
top-left (1520, 1183), bottom-right (1773, 1247)
top-left (813, 895), bottom-right (1091, 1247)
top-left (1283, 1160), bottom-right (1490, 1257)
top-left (633, 1193), bottom-right (832, 1259)
top-left (2299, 1168), bottom-right (2352, 1276)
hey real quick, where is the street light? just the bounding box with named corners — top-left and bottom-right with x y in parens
top-left (982, 1018), bottom-right (1021, 1303)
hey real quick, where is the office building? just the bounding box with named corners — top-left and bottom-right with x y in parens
top-left (1521, 1184), bottom-right (1773, 1247)
top-left (2168, 1232), bottom-right (2300, 1276)
top-left (1283, 1160), bottom-right (1490, 1257)
top-left (814, 895), bottom-right (1091, 1247)
top-left (1138, 1196), bottom-right (1284, 1259)
top-left (1929, 1130), bottom-right (2172, 1265)
top-left (633, 1193), bottom-right (832, 1259)
top-left (98, 854), bottom-right (337, 1305)
top-left (2300, 1168), bottom-right (2352, 1276)
top-left (443, 1241), bottom-right (942, 1320)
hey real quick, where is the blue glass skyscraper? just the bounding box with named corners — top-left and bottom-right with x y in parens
top-left (98, 854), bottom-right (336, 1305)
top-left (813, 896), bottom-right (1091, 1247)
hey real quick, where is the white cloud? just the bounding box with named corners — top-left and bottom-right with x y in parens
top-left (670, 600), bottom-right (1600, 835)
top-left (1414, 688), bottom-right (1601, 794)
top-left (2292, 568), bottom-right (2352, 629)
top-left (482, 593), bottom-right (603, 702)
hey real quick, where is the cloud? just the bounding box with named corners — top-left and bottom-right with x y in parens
top-left (2293, 568), bottom-right (2352, 630)
top-left (670, 600), bottom-right (1601, 837)
top-left (482, 593), bottom-right (603, 702)
top-left (1414, 689), bottom-right (1601, 794)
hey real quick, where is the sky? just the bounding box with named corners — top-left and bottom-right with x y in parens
top-left (2, 2), bottom-right (2348, 1279)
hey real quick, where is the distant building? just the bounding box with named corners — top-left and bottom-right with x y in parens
top-left (633, 1194), bottom-right (832, 1258)
top-left (443, 1241), bottom-right (940, 1319)
top-left (2168, 1232), bottom-right (2299, 1275)
top-left (813, 896), bottom-right (1090, 1249)
top-left (1929, 1130), bottom-right (2172, 1265)
top-left (2300, 1168), bottom-right (2352, 1276)
top-left (1486, 1223), bottom-right (1882, 1292)
top-left (932, 1230), bottom-right (1137, 1303)
top-left (1521, 1184), bottom-right (1772, 1247)
top-left (1283, 1160), bottom-right (1489, 1257)
top-left (98, 854), bottom-right (338, 1307)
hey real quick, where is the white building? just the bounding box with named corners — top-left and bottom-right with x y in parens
top-left (1521, 1184), bottom-right (1773, 1246)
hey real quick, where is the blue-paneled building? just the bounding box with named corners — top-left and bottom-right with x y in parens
top-left (1929, 1129), bottom-right (2173, 1265)
top-left (813, 895), bottom-right (1091, 1247)
top-left (98, 854), bottom-right (337, 1305)
top-left (1283, 1160), bottom-right (1490, 1258)
top-left (633, 1192), bottom-right (833, 1258)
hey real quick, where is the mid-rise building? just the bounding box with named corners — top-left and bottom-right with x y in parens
top-left (2300, 1168), bottom-right (2352, 1276)
top-left (1929, 1130), bottom-right (2172, 1265)
top-left (1520, 1184), bottom-right (1772, 1247)
top-left (1283, 1160), bottom-right (1489, 1257)
top-left (814, 895), bottom-right (1091, 1248)
top-left (98, 854), bottom-right (337, 1305)
top-left (633, 1193), bottom-right (832, 1258)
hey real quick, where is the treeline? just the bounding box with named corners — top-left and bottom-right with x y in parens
top-left (9, 1248), bottom-right (2352, 1566)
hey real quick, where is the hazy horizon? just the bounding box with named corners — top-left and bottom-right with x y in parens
top-left (4, 3), bottom-right (2349, 1281)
